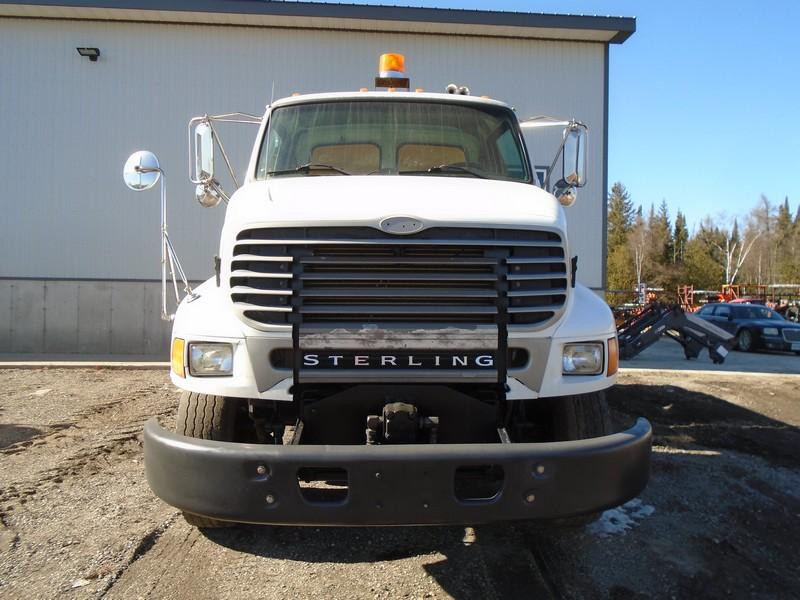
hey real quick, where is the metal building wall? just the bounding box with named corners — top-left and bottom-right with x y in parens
top-left (0, 17), bottom-right (606, 355)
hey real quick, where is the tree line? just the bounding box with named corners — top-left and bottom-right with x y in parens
top-left (606, 182), bottom-right (800, 297)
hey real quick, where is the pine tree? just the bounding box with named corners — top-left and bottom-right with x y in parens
top-left (778, 197), bottom-right (791, 227)
top-left (684, 236), bottom-right (722, 288)
top-left (607, 182), bottom-right (635, 250)
top-left (607, 245), bottom-right (636, 291)
top-left (673, 211), bottom-right (689, 263)
top-left (656, 199), bottom-right (674, 264)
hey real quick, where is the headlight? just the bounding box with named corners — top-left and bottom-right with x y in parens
top-left (762, 327), bottom-right (779, 336)
top-left (562, 343), bottom-right (604, 375)
top-left (188, 342), bottom-right (233, 376)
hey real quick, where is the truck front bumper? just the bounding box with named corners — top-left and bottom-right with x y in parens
top-left (144, 418), bottom-right (651, 526)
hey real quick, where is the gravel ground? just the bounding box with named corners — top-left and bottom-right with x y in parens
top-left (0, 368), bottom-right (799, 599)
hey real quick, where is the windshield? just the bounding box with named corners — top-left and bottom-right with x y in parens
top-left (256, 100), bottom-right (531, 183)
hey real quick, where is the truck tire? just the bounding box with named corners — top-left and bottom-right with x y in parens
top-left (544, 391), bottom-right (612, 527)
top-left (175, 392), bottom-right (239, 528)
top-left (550, 390), bottom-right (612, 442)
top-left (735, 328), bottom-right (753, 352)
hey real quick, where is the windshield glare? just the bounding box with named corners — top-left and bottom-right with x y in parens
top-left (256, 100), bottom-right (530, 183)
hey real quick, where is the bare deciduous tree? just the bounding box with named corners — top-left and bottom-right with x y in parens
top-left (628, 211), bottom-right (649, 288)
top-left (710, 223), bottom-right (762, 285)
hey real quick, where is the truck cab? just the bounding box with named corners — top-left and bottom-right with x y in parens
top-left (131, 56), bottom-right (651, 528)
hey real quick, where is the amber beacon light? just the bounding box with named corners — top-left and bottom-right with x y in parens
top-left (375, 53), bottom-right (410, 89)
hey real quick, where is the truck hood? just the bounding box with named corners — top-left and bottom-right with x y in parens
top-left (223, 176), bottom-right (565, 235)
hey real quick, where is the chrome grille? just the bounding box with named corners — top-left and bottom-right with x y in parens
top-left (783, 329), bottom-right (800, 342)
top-left (230, 227), bottom-right (568, 329)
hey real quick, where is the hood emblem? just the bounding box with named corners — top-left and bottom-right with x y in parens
top-left (379, 216), bottom-right (424, 235)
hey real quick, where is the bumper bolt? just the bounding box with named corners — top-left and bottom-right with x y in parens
top-left (375, 472), bottom-right (382, 479)
top-left (256, 465), bottom-right (267, 476)
top-left (265, 494), bottom-right (276, 505)
top-left (524, 493), bottom-right (536, 504)
top-left (423, 502), bottom-right (429, 509)
top-left (535, 464), bottom-right (545, 475)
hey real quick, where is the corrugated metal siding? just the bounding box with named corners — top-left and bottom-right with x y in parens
top-left (0, 17), bottom-right (605, 288)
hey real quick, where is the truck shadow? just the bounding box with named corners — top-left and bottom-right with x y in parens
top-left (607, 383), bottom-right (800, 467)
top-left (203, 521), bottom-right (566, 598)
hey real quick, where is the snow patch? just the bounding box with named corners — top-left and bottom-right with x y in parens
top-left (588, 498), bottom-right (655, 537)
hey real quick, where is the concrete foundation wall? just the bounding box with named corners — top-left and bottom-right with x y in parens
top-left (0, 279), bottom-right (172, 357)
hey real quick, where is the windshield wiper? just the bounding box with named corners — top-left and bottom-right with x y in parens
top-left (399, 164), bottom-right (487, 179)
top-left (267, 163), bottom-right (352, 176)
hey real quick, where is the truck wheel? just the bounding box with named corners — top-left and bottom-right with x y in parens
top-left (545, 391), bottom-right (612, 527)
top-left (175, 391), bottom-right (240, 529)
top-left (736, 329), bottom-right (753, 352)
top-left (550, 390), bottom-right (612, 442)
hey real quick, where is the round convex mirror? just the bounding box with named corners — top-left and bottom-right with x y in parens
top-left (123, 150), bottom-right (161, 191)
top-left (195, 184), bottom-right (222, 208)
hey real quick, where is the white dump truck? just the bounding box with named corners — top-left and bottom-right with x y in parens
top-left (125, 54), bottom-right (651, 528)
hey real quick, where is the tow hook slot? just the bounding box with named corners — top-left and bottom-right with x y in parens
top-left (297, 467), bottom-right (348, 504)
top-left (454, 465), bottom-right (505, 502)
top-left (366, 402), bottom-right (439, 445)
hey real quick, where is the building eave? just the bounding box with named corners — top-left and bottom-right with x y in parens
top-left (0, 1), bottom-right (636, 43)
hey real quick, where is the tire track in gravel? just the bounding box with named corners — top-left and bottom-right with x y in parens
top-left (96, 514), bottom-right (180, 598)
top-left (1, 386), bottom-right (170, 458)
top-left (0, 370), bottom-right (181, 600)
top-left (0, 401), bottom-right (174, 507)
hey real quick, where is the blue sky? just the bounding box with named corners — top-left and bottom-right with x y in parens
top-left (308, 0), bottom-right (800, 230)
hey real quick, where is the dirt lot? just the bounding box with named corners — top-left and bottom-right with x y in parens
top-left (1, 368), bottom-right (799, 600)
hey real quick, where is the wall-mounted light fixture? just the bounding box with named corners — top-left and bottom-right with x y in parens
top-left (76, 47), bottom-right (100, 62)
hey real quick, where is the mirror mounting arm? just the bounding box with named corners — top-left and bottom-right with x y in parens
top-left (154, 167), bottom-right (196, 321)
top-left (520, 117), bottom-right (586, 193)
top-left (542, 119), bottom-right (585, 191)
top-left (207, 119), bottom-right (239, 189)
top-left (125, 156), bottom-right (195, 321)
top-left (188, 112), bottom-right (261, 202)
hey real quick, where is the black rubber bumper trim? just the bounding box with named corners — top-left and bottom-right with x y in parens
top-left (143, 418), bottom-right (652, 526)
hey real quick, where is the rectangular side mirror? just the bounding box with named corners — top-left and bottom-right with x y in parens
top-left (562, 126), bottom-right (587, 188)
top-left (193, 121), bottom-right (214, 183)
